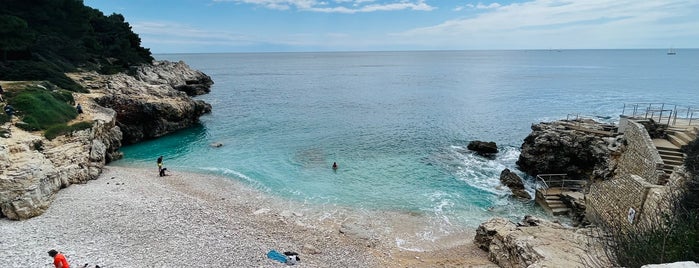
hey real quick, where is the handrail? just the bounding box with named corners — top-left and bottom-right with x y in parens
top-left (536, 174), bottom-right (586, 194)
top-left (622, 103), bottom-right (699, 126)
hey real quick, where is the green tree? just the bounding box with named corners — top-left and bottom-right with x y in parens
top-left (0, 15), bottom-right (35, 61)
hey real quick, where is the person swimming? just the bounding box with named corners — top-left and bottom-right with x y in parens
top-left (332, 162), bottom-right (338, 170)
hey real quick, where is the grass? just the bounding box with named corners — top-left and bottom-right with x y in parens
top-left (6, 85), bottom-right (77, 131)
top-left (44, 121), bottom-right (93, 140)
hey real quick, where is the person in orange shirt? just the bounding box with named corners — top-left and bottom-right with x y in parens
top-left (48, 249), bottom-right (70, 268)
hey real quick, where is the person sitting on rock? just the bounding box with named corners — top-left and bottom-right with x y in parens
top-left (4, 104), bottom-right (14, 116)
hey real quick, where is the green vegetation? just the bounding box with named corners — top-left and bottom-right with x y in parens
top-left (6, 85), bottom-right (78, 131)
top-left (44, 121), bottom-right (93, 140)
top-left (0, 0), bottom-right (153, 91)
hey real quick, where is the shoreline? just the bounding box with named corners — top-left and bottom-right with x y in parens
top-left (0, 166), bottom-right (494, 267)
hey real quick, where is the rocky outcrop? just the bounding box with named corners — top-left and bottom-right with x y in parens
top-left (474, 216), bottom-right (608, 268)
top-left (0, 107), bottom-right (121, 219)
top-left (132, 60), bottom-right (213, 96)
top-left (516, 119), bottom-right (623, 181)
top-left (468, 140), bottom-right (498, 156)
top-left (1, 60), bottom-right (213, 219)
top-left (70, 61), bottom-right (213, 144)
top-left (500, 168), bottom-right (531, 200)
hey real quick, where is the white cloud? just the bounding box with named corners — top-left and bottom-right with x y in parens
top-left (212, 0), bottom-right (434, 13)
top-left (395, 0), bottom-right (699, 49)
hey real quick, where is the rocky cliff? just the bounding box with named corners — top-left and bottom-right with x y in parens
top-left (70, 61), bottom-right (213, 144)
top-left (0, 60), bottom-right (213, 219)
top-left (516, 119), bottom-right (623, 181)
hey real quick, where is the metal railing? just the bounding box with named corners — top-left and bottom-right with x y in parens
top-left (622, 103), bottom-right (699, 126)
top-left (535, 174), bottom-right (586, 195)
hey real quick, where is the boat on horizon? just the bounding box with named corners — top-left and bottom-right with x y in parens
top-left (667, 48), bottom-right (677, 55)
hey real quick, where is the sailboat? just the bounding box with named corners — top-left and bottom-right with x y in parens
top-left (667, 48), bottom-right (677, 55)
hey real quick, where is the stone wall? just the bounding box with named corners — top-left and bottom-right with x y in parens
top-left (586, 174), bottom-right (663, 227)
top-left (616, 119), bottom-right (664, 184)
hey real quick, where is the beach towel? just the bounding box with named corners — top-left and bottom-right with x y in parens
top-left (267, 250), bottom-right (287, 263)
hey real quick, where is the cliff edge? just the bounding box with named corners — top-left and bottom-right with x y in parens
top-left (0, 61), bottom-right (212, 220)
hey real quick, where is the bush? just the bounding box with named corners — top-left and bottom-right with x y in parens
top-left (44, 121), bottom-right (93, 140)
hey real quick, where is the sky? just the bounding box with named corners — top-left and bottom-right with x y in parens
top-left (82, 0), bottom-right (699, 53)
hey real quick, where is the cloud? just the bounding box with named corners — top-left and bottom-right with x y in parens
top-left (396, 0), bottom-right (699, 49)
top-left (212, 0), bottom-right (435, 13)
top-left (132, 21), bottom-right (261, 46)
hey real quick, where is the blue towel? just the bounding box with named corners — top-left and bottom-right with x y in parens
top-left (267, 250), bottom-right (287, 263)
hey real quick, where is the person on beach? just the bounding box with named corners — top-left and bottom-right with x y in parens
top-left (157, 156), bottom-right (163, 173)
top-left (48, 249), bottom-right (70, 268)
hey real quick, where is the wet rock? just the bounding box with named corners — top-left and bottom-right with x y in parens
top-left (499, 168), bottom-right (532, 199)
top-left (467, 140), bottom-right (498, 156)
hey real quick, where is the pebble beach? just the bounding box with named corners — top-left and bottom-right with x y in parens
top-left (0, 166), bottom-right (493, 267)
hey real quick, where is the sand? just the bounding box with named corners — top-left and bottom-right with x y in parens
top-left (0, 166), bottom-right (495, 267)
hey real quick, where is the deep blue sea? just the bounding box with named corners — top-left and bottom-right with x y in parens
top-left (114, 50), bottom-right (699, 229)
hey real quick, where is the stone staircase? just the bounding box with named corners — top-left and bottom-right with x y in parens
top-left (535, 188), bottom-right (570, 216)
top-left (653, 126), bottom-right (698, 177)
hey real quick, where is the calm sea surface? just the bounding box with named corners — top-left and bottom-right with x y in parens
top-left (114, 50), bottom-right (699, 228)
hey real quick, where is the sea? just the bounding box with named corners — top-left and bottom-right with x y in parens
top-left (112, 49), bottom-right (698, 245)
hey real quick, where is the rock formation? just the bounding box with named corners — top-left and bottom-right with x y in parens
top-left (499, 168), bottom-right (531, 199)
top-left (70, 61), bottom-right (213, 144)
top-left (0, 109), bottom-right (121, 219)
top-left (516, 119), bottom-right (623, 181)
top-left (468, 140), bottom-right (498, 156)
top-left (474, 216), bottom-right (608, 268)
top-left (0, 60), bottom-right (213, 219)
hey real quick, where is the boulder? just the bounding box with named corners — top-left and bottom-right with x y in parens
top-left (499, 168), bottom-right (531, 199)
top-left (516, 120), bottom-right (622, 181)
top-left (468, 140), bottom-right (498, 156)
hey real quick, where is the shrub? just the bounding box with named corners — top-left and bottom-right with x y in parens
top-left (44, 121), bottom-right (93, 140)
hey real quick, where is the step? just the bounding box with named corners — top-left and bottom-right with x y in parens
top-left (657, 149), bottom-right (685, 157)
top-left (551, 208), bottom-right (570, 216)
top-left (658, 154), bottom-right (684, 162)
top-left (667, 131), bottom-right (695, 144)
top-left (662, 159), bottom-right (684, 166)
top-left (668, 135), bottom-right (689, 148)
top-left (545, 195), bottom-right (561, 201)
top-left (656, 145), bottom-right (683, 153)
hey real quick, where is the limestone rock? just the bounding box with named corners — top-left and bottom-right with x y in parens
top-left (1, 60), bottom-right (213, 220)
top-left (474, 216), bottom-right (609, 268)
top-left (468, 140), bottom-right (498, 156)
top-left (70, 60), bottom-right (213, 144)
top-left (499, 168), bottom-right (532, 199)
top-left (133, 60), bottom-right (214, 96)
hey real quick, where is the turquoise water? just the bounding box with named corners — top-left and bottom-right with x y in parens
top-left (115, 50), bottom-right (699, 227)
